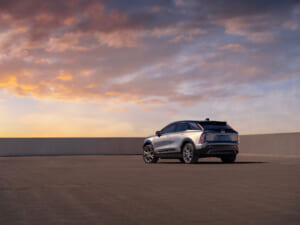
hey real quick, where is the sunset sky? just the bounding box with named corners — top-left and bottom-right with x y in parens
top-left (0, 0), bottom-right (299, 137)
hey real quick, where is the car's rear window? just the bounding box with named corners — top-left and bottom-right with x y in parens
top-left (189, 121), bottom-right (236, 133)
top-left (201, 124), bottom-right (235, 133)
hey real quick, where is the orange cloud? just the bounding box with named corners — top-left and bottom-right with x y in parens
top-left (105, 107), bottom-right (129, 112)
top-left (105, 91), bottom-right (119, 96)
top-left (105, 91), bottom-right (134, 101)
top-left (85, 83), bottom-right (96, 89)
top-left (0, 76), bottom-right (17, 87)
top-left (57, 71), bottom-right (73, 81)
top-left (18, 83), bottom-right (38, 91)
top-left (81, 70), bottom-right (92, 76)
top-left (15, 25), bottom-right (27, 33)
top-left (141, 107), bottom-right (154, 112)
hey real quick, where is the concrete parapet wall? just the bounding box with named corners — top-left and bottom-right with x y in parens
top-left (0, 138), bottom-right (144, 156)
top-left (0, 132), bottom-right (299, 156)
top-left (239, 132), bottom-right (300, 156)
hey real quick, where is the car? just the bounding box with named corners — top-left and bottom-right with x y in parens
top-left (143, 119), bottom-right (239, 164)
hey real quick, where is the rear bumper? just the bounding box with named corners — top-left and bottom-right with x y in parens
top-left (195, 143), bottom-right (239, 157)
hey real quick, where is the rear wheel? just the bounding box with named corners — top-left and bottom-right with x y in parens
top-left (221, 154), bottom-right (236, 163)
top-left (178, 158), bottom-right (185, 163)
top-left (182, 143), bottom-right (198, 164)
top-left (143, 144), bottom-right (159, 163)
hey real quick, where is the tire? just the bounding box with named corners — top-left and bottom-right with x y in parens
top-left (143, 144), bottom-right (159, 164)
top-left (178, 158), bottom-right (185, 163)
top-left (221, 154), bottom-right (236, 163)
top-left (182, 142), bottom-right (198, 164)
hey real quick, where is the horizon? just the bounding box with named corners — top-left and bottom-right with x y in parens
top-left (0, 0), bottom-right (299, 137)
top-left (0, 131), bottom-right (300, 138)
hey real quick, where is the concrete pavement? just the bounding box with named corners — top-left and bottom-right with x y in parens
top-left (0, 155), bottom-right (299, 225)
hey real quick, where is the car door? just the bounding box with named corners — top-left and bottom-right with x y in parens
top-left (153, 123), bottom-right (177, 153)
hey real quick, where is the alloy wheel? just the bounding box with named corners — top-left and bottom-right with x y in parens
top-left (183, 144), bottom-right (193, 163)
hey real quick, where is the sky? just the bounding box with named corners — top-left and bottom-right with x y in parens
top-left (0, 0), bottom-right (299, 137)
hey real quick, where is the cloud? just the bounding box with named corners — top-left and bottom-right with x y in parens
top-left (46, 33), bottom-right (90, 52)
top-left (0, 0), bottom-right (299, 137)
top-left (140, 107), bottom-right (154, 112)
top-left (229, 95), bottom-right (261, 101)
top-left (56, 71), bottom-right (73, 81)
top-left (219, 44), bottom-right (246, 52)
top-left (140, 107), bottom-right (177, 116)
top-left (218, 16), bottom-right (277, 43)
top-left (105, 107), bottom-right (129, 112)
top-left (96, 30), bottom-right (142, 48)
top-left (131, 99), bottom-right (166, 106)
top-left (0, 0), bottom-right (299, 109)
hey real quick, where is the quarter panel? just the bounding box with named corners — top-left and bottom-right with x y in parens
top-left (179, 130), bottom-right (202, 151)
top-left (183, 130), bottom-right (202, 144)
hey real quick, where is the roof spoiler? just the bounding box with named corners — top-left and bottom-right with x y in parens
top-left (199, 121), bottom-right (227, 126)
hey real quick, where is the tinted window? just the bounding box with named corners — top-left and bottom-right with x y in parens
top-left (176, 123), bottom-right (188, 132)
top-left (199, 122), bottom-right (236, 133)
top-left (199, 121), bottom-right (227, 126)
top-left (188, 122), bottom-right (202, 130)
top-left (161, 123), bottom-right (176, 134)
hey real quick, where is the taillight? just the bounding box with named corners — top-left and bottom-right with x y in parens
top-left (200, 133), bottom-right (206, 143)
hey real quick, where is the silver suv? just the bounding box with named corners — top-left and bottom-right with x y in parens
top-left (143, 119), bottom-right (239, 164)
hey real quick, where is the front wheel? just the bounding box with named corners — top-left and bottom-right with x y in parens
top-left (143, 144), bottom-right (159, 163)
top-left (182, 143), bottom-right (198, 164)
top-left (221, 154), bottom-right (236, 163)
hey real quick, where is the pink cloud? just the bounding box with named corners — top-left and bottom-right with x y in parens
top-left (46, 33), bottom-right (90, 52)
top-left (96, 30), bottom-right (141, 48)
top-left (230, 95), bottom-right (261, 101)
top-left (0, 0), bottom-right (298, 110)
top-left (219, 44), bottom-right (246, 52)
top-left (217, 16), bottom-right (276, 43)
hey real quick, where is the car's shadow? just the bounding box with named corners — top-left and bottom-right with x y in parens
top-left (158, 161), bottom-right (267, 164)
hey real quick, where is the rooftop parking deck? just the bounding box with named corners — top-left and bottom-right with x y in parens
top-left (0, 154), bottom-right (299, 225)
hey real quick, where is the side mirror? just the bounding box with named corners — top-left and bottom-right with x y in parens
top-left (156, 131), bottom-right (161, 137)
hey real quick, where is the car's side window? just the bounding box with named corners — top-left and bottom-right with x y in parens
top-left (188, 122), bottom-right (202, 130)
top-left (161, 123), bottom-right (177, 135)
top-left (176, 123), bottom-right (188, 132)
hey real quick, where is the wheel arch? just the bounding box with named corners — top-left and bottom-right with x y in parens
top-left (180, 138), bottom-right (196, 153)
top-left (143, 140), bottom-right (153, 147)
